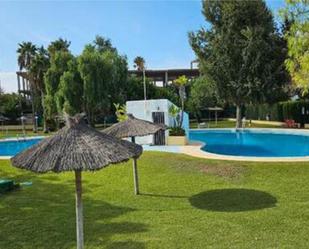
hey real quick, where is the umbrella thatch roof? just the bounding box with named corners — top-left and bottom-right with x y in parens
top-left (11, 114), bottom-right (143, 173)
top-left (103, 114), bottom-right (166, 138)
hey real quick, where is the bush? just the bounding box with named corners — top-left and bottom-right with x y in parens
top-left (245, 100), bottom-right (309, 123)
top-left (169, 127), bottom-right (186, 136)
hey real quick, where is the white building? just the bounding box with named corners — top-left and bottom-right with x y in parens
top-left (126, 99), bottom-right (189, 145)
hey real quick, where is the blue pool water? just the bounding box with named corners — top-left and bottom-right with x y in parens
top-left (189, 129), bottom-right (309, 157)
top-left (0, 138), bottom-right (42, 156)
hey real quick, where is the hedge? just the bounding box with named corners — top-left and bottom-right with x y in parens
top-left (245, 100), bottom-right (309, 123)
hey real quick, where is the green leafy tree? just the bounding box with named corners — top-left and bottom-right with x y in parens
top-left (44, 50), bottom-right (74, 125)
top-left (189, 0), bottom-right (289, 128)
top-left (283, 0), bottom-right (309, 92)
top-left (93, 35), bottom-right (117, 53)
top-left (56, 57), bottom-right (84, 116)
top-left (79, 38), bottom-right (128, 125)
top-left (187, 76), bottom-right (218, 122)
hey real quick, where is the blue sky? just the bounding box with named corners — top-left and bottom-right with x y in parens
top-left (0, 0), bottom-right (285, 92)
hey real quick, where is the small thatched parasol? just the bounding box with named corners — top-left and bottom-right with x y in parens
top-left (104, 114), bottom-right (165, 195)
top-left (11, 114), bottom-right (143, 249)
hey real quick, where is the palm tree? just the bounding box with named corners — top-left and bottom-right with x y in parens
top-left (174, 75), bottom-right (188, 128)
top-left (47, 38), bottom-right (71, 57)
top-left (29, 46), bottom-right (50, 132)
top-left (133, 56), bottom-right (145, 71)
top-left (133, 56), bottom-right (147, 101)
top-left (17, 42), bottom-right (37, 71)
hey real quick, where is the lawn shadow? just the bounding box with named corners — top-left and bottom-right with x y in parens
top-left (0, 173), bottom-right (148, 249)
top-left (189, 188), bottom-right (277, 212)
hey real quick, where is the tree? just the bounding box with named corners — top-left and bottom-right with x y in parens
top-left (187, 76), bottom-right (218, 122)
top-left (29, 46), bottom-right (50, 131)
top-left (189, 0), bottom-right (288, 128)
top-left (133, 56), bottom-right (146, 71)
top-left (17, 42), bottom-right (37, 70)
top-left (93, 35), bottom-right (117, 53)
top-left (174, 75), bottom-right (188, 128)
top-left (79, 38), bottom-right (129, 125)
top-left (56, 57), bottom-right (83, 116)
top-left (47, 38), bottom-right (71, 57)
top-left (283, 0), bottom-right (309, 92)
top-left (44, 50), bottom-right (74, 126)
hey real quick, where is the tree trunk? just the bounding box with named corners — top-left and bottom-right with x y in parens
top-left (31, 87), bottom-right (36, 133)
top-left (179, 99), bottom-right (184, 128)
top-left (75, 170), bottom-right (84, 249)
top-left (236, 105), bottom-right (242, 129)
top-left (131, 137), bottom-right (139, 195)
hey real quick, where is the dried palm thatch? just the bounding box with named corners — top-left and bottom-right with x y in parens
top-left (11, 114), bottom-right (143, 172)
top-left (103, 114), bottom-right (166, 195)
top-left (11, 113), bottom-right (143, 249)
top-left (103, 114), bottom-right (166, 138)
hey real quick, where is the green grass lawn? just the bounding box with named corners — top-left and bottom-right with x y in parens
top-left (190, 120), bottom-right (282, 129)
top-left (1, 152), bottom-right (309, 248)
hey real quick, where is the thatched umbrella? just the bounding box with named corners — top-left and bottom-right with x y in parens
top-left (104, 114), bottom-right (165, 195)
top-left (11, 114), bottom-right (143, 249)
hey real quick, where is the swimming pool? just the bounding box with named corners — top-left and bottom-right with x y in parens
top-left (0, 138), bottom-right (42, 157)
top-left (189, 129), bottom-right (309, 157)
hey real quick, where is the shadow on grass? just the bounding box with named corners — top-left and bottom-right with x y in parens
top-left (189, 188), bottom-right (277, 212)
top-left (0, 173), bottom-right (147, 249)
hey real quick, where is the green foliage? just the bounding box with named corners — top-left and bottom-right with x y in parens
top-left (17, 42), bottom-right (37, 70)
top-left (0, 93), bottom-right (24, 121)
top-left (189, 0), bottom-right (290, 107)
top-left (245, 100), bottom-right (309, 123)
top-left (56, 58), bottom-right (83, 116)
top-left (169, 127), bottom-right (186, 136)
top-left (113, 103), bottom-right (127, 122)
top-left (187, 76), bottom-right (218, 120)
top-left (168, 105), bottom-right (180, 127)
top-left (78, 43), bottom-right (127, 124)
top-left (44, 50), bottom-right (74, 120)
top-left (133, 56), bottom-right (146, 71)
top-left (283, 0), bottom-right (309, 92)
top-left (125, 75), bottom-right (179, 105)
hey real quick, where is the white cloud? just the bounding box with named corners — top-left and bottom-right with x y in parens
top-left (0, 72), bottom-right (18, 93)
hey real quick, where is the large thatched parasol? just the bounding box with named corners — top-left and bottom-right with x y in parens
top-left (104, 114), bottom-right (165, 195)
top-left (11, 114), bottom-right (143, 249)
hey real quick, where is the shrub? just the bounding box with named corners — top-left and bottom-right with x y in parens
top-left (169, 127), bottom-right (186, 136)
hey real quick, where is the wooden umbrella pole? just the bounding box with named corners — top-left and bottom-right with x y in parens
top-left (75, 170), bottom-right (84, 249)
top-left (131, 137), bottom-right (139, 195)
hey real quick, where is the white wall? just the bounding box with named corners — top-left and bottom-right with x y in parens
top-left (126, 99), bottom-right (189, 145)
